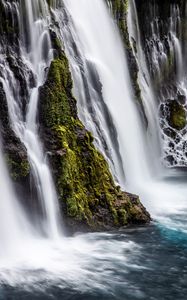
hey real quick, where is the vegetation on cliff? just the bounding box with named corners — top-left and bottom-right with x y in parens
top-left (39, 40), bottom-right (150, 232)
top-left (160, 100), bottom-right (186, 131)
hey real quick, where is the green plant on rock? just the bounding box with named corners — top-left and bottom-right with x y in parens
top-left (5, 154), bottom-right (30, 181)
top-left (39, 48), bottom-right (150, 231)
top-left (166, 100), bottom-right (186, 130)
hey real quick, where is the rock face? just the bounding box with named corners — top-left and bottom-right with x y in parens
top-left (166, 100), bottom-right (186, 130)
top-left (108, 0), bottom-right (187, 167)
top-left (134, 0), bottom-right (187, 91)
top-left (39, 47), bottom-right (150, 233)
top-left (0, 0), bottom-right (151, 233)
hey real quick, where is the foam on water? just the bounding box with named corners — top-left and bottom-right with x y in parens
top-left (0, 233), bottom-right (141, 295)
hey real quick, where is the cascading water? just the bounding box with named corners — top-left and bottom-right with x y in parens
top-left (0, 141), bottom-right (31, 256)
top-left (0, 1), bottom-right (187, 299)
top-left (0, 2), bottom-right (144, 294)
top-left (0, 0), bottom-right (60, 237)
top-left (50, 0), bottom-right (187, 215)
top-left (127, 0), bottom-right (162, 175)
top-left (50, 1), bottom-right (126, 184)
top-left (133, 0), bottom-right (187, 167)
top-left (52, 0), bottom-right (153, 193)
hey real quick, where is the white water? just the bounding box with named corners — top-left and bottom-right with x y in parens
top-left (59, 0), bottom-right (151, 188)
top-left (53, 0), bottom-right (187, 216)
top-left (21, 0), bottom-right (61, 238)
top-left (127, 0), bottom-right (162, 175)
top-left (0, 0), bottom-right (145, 282)
top-left (51, 1), bottom-right (126, 183)
top-left (0, 0), bottom-right (187, 293)
top-left (0, 0), bottom-right (61, 238)
top-left (0, 232), bottom-right (141, 294)
top-left (131, 1), bottom-right (187, 167)
top-left (0, 141), bottom-right (31, 257)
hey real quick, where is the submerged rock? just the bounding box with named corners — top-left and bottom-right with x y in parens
top-left (39, 47), bottom-right (150, 233)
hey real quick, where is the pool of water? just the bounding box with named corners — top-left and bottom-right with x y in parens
top-left (0, 215), bottom-right (187, 300)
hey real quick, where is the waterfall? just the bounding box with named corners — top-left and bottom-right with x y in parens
top-left (127, 0), bottom-right (162, 175)
top-left (133, 0), bottom-right (187, 168)
top-left (0, 142), bottom-right (31, 256)
top-left (52, 0), bottom-right (151, 206)
top-left (52, 0), bottom-right (153, 189)
top-left (49, 0), bottom-right (187, 215)
top-left (0, 0), bottom-right (187, 296)
top-left (0, 0), bottom-right (186, 234)
top-left (50, 1), bottom-right (126, 185)
top-left (0, 0), bottom-right (61, 238)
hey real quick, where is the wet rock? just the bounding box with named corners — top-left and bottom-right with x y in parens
top-left (178, 94), bottom-right (186, 105)
top-left (166, 99), bottom-right (186, 130)
top-left (38, 49), bottom-right (151, 233)
top-left (165, 155), bottom-right (176, 165)
top-left (0, 82), bottom-right (35, 211)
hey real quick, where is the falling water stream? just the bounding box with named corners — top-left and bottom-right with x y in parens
top-left (0, 0), bottom-right (60, 237)
top-left (0, 0), bottom-right (186, 299)
top-left (58, 0), bottom-right (187, 215)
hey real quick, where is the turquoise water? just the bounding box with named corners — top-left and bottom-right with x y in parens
top-left (0, 216), bottom-right (186, 300)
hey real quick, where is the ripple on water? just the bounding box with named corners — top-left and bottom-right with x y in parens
top-left (0, 218), bottom-right (187, 300)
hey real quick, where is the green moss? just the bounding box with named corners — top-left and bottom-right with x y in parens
top-left (117, 208), bottom-right (128, 225)
top-left (109, 0), bottom-right (130, 47)
top-left (167, 100), bottom-right (186, 130)
top-left (41, 57), bottom-right (75, 129)
top-left (39, 49), bottom-right (150, 230)
top-left (54, 122), bottom-right (119, 226)
top-left (5, 154), bottom-right (30, 181)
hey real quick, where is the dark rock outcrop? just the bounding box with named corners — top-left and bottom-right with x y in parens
top-left (39, 47), bottom-right (150, 233)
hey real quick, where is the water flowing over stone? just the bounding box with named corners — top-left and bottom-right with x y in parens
top-left (0, 1), bottom-right (187, 298)
top-left (49, 0), bottom-right (187, 216)
top-left (0, 0), bottom-right (61, 238)
top-left (133, 0), bottom-right (187, 167)
top-left (52, 0), bottom-right (152, 189)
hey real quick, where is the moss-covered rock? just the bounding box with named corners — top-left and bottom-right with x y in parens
top-left (0, 82), bottom-right (30, 182)
top-left (166, 100), bottom-right (186, 130)
top-left (5, 153), bottom-right (30, 181)
top-left (0, 2), bottom-right (37, 210)
top-left (39, 48), bottom-right (150, 233)
top-left (0, 81), bottom-right (34, 213)
top-left (108, 0), bottom-right (129, 46)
